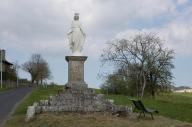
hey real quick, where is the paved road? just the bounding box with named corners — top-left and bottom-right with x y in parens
top-left (0, 87), bottom-right (33, 126)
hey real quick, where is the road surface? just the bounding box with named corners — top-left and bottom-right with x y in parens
top-left (0, 87), bottom-right (33, 126)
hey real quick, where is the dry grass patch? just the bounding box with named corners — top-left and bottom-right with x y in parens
top-left (5, 112), bottom-right (192, 127)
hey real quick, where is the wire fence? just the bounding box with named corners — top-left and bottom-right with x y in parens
top-left (1, 81), bottom-right (32, 88)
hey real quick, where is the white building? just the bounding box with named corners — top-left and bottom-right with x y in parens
top-left (174, 88), bottom-right (192, 93)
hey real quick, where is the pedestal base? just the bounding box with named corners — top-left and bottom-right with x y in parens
top-left (65, 81), bottom-right (88, 90)
top-left (65, 56), bottom-right (88, 90)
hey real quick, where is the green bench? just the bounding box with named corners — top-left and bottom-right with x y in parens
top-left (131, 99), bottom-right (159, 119)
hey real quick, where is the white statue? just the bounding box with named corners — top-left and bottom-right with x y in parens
top-left (67, 13), bottom-right (86, 56)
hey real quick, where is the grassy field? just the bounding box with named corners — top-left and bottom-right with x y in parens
top-left (0, 84), bottom-right (15, 92)
top-left (4, 86), bottom-right (192, 127)
top-left (107, 93), bottom-right (192, 123)
top-left (0, 87), bottom-right (10, 92)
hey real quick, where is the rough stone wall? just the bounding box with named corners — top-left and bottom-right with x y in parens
top-left (26, 88), bottom-right (131, 121)
top-left (37, 88), bottom-right (115, 112)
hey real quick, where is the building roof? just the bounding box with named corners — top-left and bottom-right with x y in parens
top-left (3, 60), bottom-right (13, 65)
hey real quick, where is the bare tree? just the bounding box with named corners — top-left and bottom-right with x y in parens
top-left (101, 33), bottom-right (174, 98)
top-left (37, 61), bottom-right (51, 84)
top-left (22, 54), bottom-right (51, 85)
top-left (146, 48), bottom-right (174, 97)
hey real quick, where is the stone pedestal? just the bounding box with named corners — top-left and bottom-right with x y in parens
top-left (65, 56), bottom-right (88, 89)
top-left (25, 55), bottom-right (131, 120)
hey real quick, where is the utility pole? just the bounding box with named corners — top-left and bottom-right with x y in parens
top-left (0, 49), bottom-right (3, 89)
top-left (16, 71), bottom-right (18, 87)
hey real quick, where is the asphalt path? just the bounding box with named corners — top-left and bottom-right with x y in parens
top-left (0, 87), bottom-right (33, 126)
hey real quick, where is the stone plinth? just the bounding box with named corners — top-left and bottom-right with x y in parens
top-left (65, 56), bottom-right (88, 89)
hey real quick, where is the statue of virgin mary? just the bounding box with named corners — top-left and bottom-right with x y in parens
top-left (67, 13), bottom-right (86, 56)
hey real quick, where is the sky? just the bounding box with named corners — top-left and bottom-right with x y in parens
top-left (0, 0), bottom-right (192, 88)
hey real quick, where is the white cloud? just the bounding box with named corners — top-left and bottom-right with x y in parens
top-left (1, 0), bottom-right (192, 86)
top-left (116, 20), bottom-right (192, 56)
top-left (1, 0), bottom-right (191, 58)
top-left (176, 0), bottom-right (189, 5)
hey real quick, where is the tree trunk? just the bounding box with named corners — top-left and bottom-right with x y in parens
top-left (151, 85), bottom-right (155, 99)
top-left (31, 75), bottom-right (35, 84)
top-left (141, 71), bottom-right (146, 98)
top-left (151, 78), bottom-right (157, 99)
top-left (40, 77), bottom-right (43, 85)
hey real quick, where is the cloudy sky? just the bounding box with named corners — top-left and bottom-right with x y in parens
top-left (1, 0), bottom-right (192, 88)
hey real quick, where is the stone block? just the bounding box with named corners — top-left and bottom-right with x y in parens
top-left (25, 106), bottom-right (35, 122)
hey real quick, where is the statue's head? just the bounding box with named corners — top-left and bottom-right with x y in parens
top-left (74, 13), bottom-right (79, 20)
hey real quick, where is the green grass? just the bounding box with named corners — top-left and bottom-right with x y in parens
top-left (13, 85), bottom-right (63, 115)
top-left (94, 88), bottom-right (102, 94)
top-left (0, 84), bottom-right (15, 92)
top-left (0, 87), bottom-right (10, 92)
top-left (107, 93), bottom-right (192, 123)
top-left (5, 87), bottom-right (192, 127)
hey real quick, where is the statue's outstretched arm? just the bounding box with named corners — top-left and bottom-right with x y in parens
top-left (67, 30), bottom-right (73, 35)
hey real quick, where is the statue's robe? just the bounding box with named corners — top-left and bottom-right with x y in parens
top-left (68, 20), bottom-right (86, 56)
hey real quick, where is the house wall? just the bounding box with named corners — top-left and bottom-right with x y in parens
top-left (0, 62), bottom-right (6, 72)
top-left (0, 50), bottom-right (6, 72)
top-left (0, 50), bottom-right (5, 60)
top-left (0, 50), bottom-right (9, 72)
